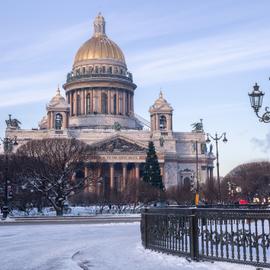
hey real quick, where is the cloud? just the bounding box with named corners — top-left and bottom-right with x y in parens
top-left (251, 132), bottom-right (270, 153)
top-left (127, 26), bottom-right (270, 85)
top-left (0, 22), bottom-right (89, 65)
top-left (0, 70), bottom-right (64, 107)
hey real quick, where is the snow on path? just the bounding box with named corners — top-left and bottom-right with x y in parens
top-left (0, 223), bottom-right (255, 270)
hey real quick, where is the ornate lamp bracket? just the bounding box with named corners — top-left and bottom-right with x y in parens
top-left (257, 107), bottom-right (270, 123)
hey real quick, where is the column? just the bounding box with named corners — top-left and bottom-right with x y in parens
top-left (168, 114), bottom-right (172, 131)
top-left (131, 94), bottom-right (134, 114)
top-left (47, 113), bottom-right (51, 129)
top-left (116, 90), bottom-right (119, 114)
top-left (135, 163), bottom-right (140, 181)
top-left (108, 90), bottom-right (111, 114)
top-left (98, 89), bottom-right (102, 113)
top-left (122, 163), bottom-right (127, 191)
top-left (155, 114), bottom-right (159, 131)
top-left (110, 163), bottom-right (115, 190)
top-left (84, 166), bottom-right (89, 192)
top-left (123, 91), bottom-right (126, 115)
top-left (82, 89), bottom-right (85, 115)
top-left (62, 113), bottom-right (67, 129)
top-left (74, 91), bottom-right (77, 116)
top-left (50, 112), bottom-right (54, 129)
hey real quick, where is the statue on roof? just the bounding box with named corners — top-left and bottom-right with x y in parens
top-left (5, 114), bottom-right (21, 130)
top-left (191, 119), bottom-right (204, 133)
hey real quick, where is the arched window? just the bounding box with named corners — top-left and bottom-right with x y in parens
top-left (108, 66), bottom-right (112, 74)
top-left (113, 94), bottom-right (117, 114)
top-left (95, 66), bottom-right (99, 73)
top-left (82, 67), bottom-right (86, 74)
top-left (86, 94), bottom-right (91, 114)
top-left (77, 95), bottom-right (81, 115)
top-left (159, 115), bottom-right (167, 130)
top-left (55, 113), bottom-right (63, 130)
top-left (102, 66), bottom-right (106, 73)
top-left (101, 93), bottom-right (108, 114)
top-left (183, 177), bottom-right (191, 189)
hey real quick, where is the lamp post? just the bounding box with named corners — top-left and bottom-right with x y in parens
top-left (206, 132), bottom-right (228, 202)
top-left (248, 82), bottom-right (270, 123)
top-left (192, 141), bottom-right (200, 206)
top-left (0, 136), bottom-right (18, 219)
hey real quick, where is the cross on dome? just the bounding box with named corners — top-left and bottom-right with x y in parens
top-left (94, 12), bottom-right (106, 37)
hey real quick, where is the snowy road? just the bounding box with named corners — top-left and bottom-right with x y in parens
top-left (0, 223), bottom-right (254, 270)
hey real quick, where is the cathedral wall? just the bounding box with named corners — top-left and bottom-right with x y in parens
top-left (163, 162), bottom-right (178, 187)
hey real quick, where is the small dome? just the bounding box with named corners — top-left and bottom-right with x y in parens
top-left (73, 13), bottom-right (126, 68)
top-left (48, 87), bottom-right (69, 109)
top-left (150, 91), bottom-right (173, 112)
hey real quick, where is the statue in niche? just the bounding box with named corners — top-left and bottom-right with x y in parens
top-left (159, 136), bottom-right (164, 147)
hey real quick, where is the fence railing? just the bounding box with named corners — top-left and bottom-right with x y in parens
top-left (141, 207), bottom-right (270, 268)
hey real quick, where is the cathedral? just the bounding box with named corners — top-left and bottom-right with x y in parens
top-left (5, 13), bottom-right (214, 192)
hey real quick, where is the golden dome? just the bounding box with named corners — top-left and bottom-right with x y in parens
top-left (73, 13), bottom-right (126, 67)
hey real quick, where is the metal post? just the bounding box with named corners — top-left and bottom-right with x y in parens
top-left (206, 132), bottom-right (227, 203)
top-left (195, 141), bottom-right (199, 206)
top-left (215, 135), bottom-right (221, 201)
top-left (190, 209), bottom-right (199, 260)
top-left (2, 152), bottom-right (9, 219)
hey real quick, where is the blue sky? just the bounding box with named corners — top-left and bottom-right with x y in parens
top-left (1, 0), bottom-right (270, 175)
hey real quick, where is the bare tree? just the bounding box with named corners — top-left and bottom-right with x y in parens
top-left (223, 161), bottom-right (270, 203)
top-left (201, 177), bottom-right (219, 204)
top-left (166, 185), bottom-right (193, 205)
top-left (16, 138), bottom-right (99, 215)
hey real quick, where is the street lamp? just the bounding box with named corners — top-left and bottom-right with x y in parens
top-left (206, 132), bottom-right (228, 202)
top-left (248, 82), bottom-right (270, 123)
top-left (0, 136), bottom-right (18, 219)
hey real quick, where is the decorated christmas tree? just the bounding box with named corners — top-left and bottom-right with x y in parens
top-left (143, 141), bottom-right (164, 190)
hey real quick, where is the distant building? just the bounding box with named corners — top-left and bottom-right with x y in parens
top-left (6, 13), bottom-right (214, 193)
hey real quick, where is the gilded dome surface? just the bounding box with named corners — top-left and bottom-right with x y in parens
top-left (73, 13), bottom-right (126, 67)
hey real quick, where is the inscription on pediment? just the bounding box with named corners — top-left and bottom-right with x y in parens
top-left (95, 138), bottom-right (146, 153)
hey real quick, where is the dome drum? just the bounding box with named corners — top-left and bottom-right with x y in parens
top-left (68, 114), bottom-right (142, 130)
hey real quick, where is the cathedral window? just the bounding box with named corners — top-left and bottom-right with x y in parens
top-left (113, 94), bottom-right (117, 114)
top-left (82, 67), bottom-right (86, 74)
top-left (108, 66), bottom-right (112, 73)
top-left (102, 66), bottom-right (106, 73)
top-left (77, 95), bottom-right (81, 115)
top-left (55, 113), bottom-right (63, 130)
top-left (101, 93), bottom-right (108, 114)
top-left (86, 94), bottom-right (91, 114)
top-left (159, 115), bottom-right (167, 130)
top-left (95, 66), bottom-right (99, 73)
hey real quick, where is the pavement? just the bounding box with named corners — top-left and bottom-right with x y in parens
top-left (0, 215), bottom-right (141, 225)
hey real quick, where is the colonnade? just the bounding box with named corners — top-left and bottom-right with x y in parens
top-left (67, 88), bottom-right (134, 117)
top-left (84, 162), bottom-right (164, 194)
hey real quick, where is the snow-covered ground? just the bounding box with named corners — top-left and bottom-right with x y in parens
top-left (10, 205), bottom-right (142, 217)
top-left (0, 223), bottom-right (255, 270)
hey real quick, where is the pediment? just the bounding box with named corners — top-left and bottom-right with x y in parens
top-left (93, 137), bottom-right (147, 153)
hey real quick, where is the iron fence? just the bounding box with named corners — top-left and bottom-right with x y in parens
top-left (141, 207), bottom-right (270, 268)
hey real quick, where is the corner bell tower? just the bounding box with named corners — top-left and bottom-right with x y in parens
top-left (149, 91), bottom-right (173, 133)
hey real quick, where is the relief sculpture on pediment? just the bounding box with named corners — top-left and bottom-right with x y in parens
top-left (96, 138), bottom-right (146, 153)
